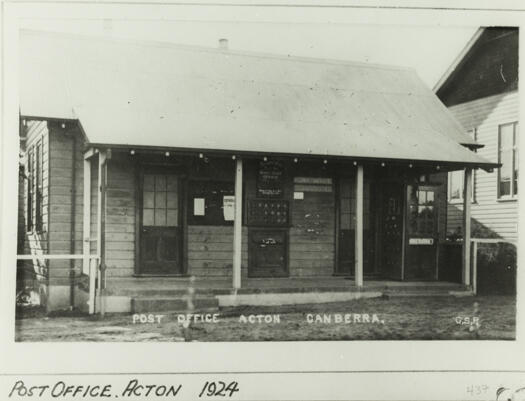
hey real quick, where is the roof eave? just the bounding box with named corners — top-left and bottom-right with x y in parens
top-left (84, 141), bottom-right (499, 172)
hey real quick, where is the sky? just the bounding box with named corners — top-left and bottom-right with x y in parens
top-left (21, 19), bottom-right (478, 88)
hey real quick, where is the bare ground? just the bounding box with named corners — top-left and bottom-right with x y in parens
top-left (15, 295), bottom-right (515, 342)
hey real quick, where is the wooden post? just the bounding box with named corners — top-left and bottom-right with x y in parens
top-left (472, 240), bottom-right (478, 295)
top-left (88, 257), bottom-right (97, 315)
top-left (462, 168), bottom-right (472, 287)
top-left (82, 156), bottom-right (91, 275)
top-left (233, 158), bottom-right (243, 290)
top-left (83, 153), bottom-right (95, 314)
top-left (355, 164), bottom-right (364, 288)
top-left (97, 151), bottom-right (107, 315)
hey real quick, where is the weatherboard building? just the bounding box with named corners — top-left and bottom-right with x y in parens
top-left (19, 30), bottom-right (498, 312)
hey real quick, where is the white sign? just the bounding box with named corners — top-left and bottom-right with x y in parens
top-left (293, 191), bottom-right (304, 200)
top-left (409, 238), bottom-right (434, 245)
top-left (193, 198), bottom-right (205, 216)
top-left (223, 195), bottom-right (235, 221)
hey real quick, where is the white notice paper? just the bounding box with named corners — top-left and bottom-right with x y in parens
top-left (194, 198), bottom-right (205, 216)
top-left (223, 195), bottom-right (235, 221)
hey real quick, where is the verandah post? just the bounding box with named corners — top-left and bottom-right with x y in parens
top-left (97, 150), bottom-right (108, 315)
top-left (83, 157), bottom-right (91, 275)
top-left (355, 164), bottom-right (364, 288)
top-left (83, 153), bottom-right (93, 313)
top-left (233, 157), bottom-right (243, 290)
top-left (462, 167), bottom-right (473, 287)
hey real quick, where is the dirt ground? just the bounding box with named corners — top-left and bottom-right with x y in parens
top-left (15, 295), bottom-right (515, 341)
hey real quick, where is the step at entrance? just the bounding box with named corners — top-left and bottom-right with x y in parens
top-left (131, 296), bottom-right (219, 313)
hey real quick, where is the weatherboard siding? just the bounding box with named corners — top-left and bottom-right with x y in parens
top-left (22, 120), bottom-right (49, 278)
top-left (187, 226), bottom-right (249, 277)
top-left (99, 156), bottom-right (339, 278)
top-left (289, 191), bottom-right (335, 276)
top-left (47, 124), bottom-right (85, 279)
top-left (104, 154), bottom-right (136, 277)
top-left (446, 91), bottom-right (519, 241)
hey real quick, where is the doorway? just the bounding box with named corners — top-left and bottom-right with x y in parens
top-left (138, 169), bottom-right (184, 275)
top-left (379, 182), bottom-right (405, 280)
top-left (336, 176), bottom-right (376, 276)
top-left (404, 184), bottom-right (439, 280)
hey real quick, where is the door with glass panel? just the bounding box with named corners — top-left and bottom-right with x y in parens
top-left (139, 170), bottom-right (183, 274)
top-left (404, 184), bottom-right (439, 280)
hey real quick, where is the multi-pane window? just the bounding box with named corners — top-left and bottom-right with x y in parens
top-left (498, 122), bottom-right (518, 198)
top-left (407, 186), bottom-right (437, 235)
top-left (142, 174), bottom-right (179, 227)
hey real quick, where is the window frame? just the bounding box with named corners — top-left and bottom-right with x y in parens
top-left (497, 121), bottom-right (518, 200)
top-left (447, 128), bottom-right (477, 204)
top-left (35, 141), bottom-right (44, 232)
top-left (26, 148), bottom-right (34, 231)
top-left (26, 139), bottom-right (45, 233)
top-left (447, 169), bottom-right (475, 204)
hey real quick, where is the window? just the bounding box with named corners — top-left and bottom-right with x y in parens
top-left (187, 180), bottom-right (234, 225)
top-left (26, 150), bottom-right (33, 230)
top-left (498, 122), bottom-right (518, 199)
top-left (35, 142), bottom-right (43, 231)
top-left (407, 187), bottom-right (437, 236)
top-left (448, 169), bottom-right (475, 202)
top-left (26, 141), bottom-right (44, 232)
top-left (448, 128), bottom-right (476, 202)
top-left (142, 174), bottom-right (179, 227)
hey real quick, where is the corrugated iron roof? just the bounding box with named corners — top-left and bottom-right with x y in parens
top-left (20, 30), bottom-right (495, 168)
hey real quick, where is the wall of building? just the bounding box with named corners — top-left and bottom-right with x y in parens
top-left (104, 153), bottom-right (136, 277)
top-left (41, 122), bottom-right (87, 310)
top-left (289, 190), bottom-right (335, 276)
top-left (30, 136), bottom-right (456, 302)
top-left (446, 91), bottom-right (519, 241)
top-left (244, 159), bottom-right (336, 277)
top-left (21, 120), bottom-right (49, 289)
top-left (437, 28), bottom-right (518, 107)
top-left (98, 155), bottom-right (337, 279)
top-left (187, 226), bottom-right (249, 278)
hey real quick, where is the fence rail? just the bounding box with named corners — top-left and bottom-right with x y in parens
top-left (470, 238), bottom-right (516, 296)
top-left (16, 254), bottom-right (99, 260)
top-left (17, 254), bottom-right (100, 314)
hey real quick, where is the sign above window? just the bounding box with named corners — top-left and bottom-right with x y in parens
top-left (293, 177), bottom-right (333, 193)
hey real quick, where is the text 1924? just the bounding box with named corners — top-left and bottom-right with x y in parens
top-left (198, 381), bottom-right (239, 398)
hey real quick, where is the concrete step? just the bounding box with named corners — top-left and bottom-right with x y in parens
top-left (384, 290), bottom-right (473, 297)
top-left (111, 288), bottom-right (226, 297)
top-left (112, 284), bottom-right (466, 298)
top-left (379, 285), bottom-right (466, 293)
top-left (131, 296), bottom-right (219, 313)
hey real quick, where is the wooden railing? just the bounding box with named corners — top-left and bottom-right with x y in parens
top-left (470, 238), bottom-right (516, 296)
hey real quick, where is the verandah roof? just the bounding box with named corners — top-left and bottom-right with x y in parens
top-left (20, 30), bottom-right (496, 169)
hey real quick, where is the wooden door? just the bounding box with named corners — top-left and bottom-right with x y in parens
top-left (139, 172), bottom-right (183, 275)
top-left (404, 184), bottom-right (439, 280)
top-left (380, 182), bottom-right (404, 280)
